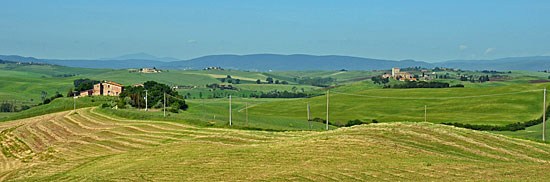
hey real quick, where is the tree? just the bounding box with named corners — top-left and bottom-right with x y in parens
top-left (266, 77), bottom-right (274, 84)
top-left (256, 79), bottom-right (261, 84)
top-left (281, 81), bottom-right (288, 85)
top-left (234, 79), bottom-right (240, 84)
top-left (67, 88), bottom-right (74, 97)
top-left (0, 103), bottom-right (13, 112)
top-left (120, 81), bottom-right (187, 110)
top-left (275, 80), bottom-right (280, 84)
top-left (41, 91), bottom-right (47, 101)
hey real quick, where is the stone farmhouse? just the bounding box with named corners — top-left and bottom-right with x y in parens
top-left (140, 68), bottom-right (160, 73)
top-left (93, 81), bottom-right (125, 96)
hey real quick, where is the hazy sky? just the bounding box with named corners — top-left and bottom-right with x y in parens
top-left (1, 0), bottom-right (549, 62)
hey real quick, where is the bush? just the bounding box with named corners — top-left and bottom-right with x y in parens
top-left (101, 103), bottom-right (111, 108)
top-left (345, 119), bottom-right (364, 127)
top-left (152, 100), bottom-right (163, 109)
top-left (169, 102), bottom-right (180, 113)
top-left (117, 99), bottom-right (126, 109)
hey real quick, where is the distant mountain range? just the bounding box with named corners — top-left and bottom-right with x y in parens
top-left (0, 53), bottom-right (548, 71)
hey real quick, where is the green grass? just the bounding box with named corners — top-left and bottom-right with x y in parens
top-left (96, 97), bottom-right (333, 131)
top-left (250, 82), bottom-right (550, 126)
top-left (0, 96), bottom-right (115, 122)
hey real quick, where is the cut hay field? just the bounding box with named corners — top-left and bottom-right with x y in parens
top-left (249, 83), bottom-right (550, 126)
top-left (2, 108), bottom-right (550, 181)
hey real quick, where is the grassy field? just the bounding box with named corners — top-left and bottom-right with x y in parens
top-left (97, 97), bottom-right (333, 131)
top-left (0, 96), bottom-right (115, 122)
top-left (250, 82), bottom-right (550, 126)
top-left (2, 109), bottom-right (550, 181)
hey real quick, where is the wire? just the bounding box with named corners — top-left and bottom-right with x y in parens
top-left (330, 89), bottom-right (543, 100)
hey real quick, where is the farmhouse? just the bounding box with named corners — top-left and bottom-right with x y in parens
top-left (93, 81), bottom-right (125, 96)
top-left (140, 68), bottom-right (160, 73)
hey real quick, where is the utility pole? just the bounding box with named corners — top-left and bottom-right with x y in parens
top-left (326, 89), bottom-right (330, 130)
top-left (145, 90), bottom-right (148, 111)
top-left (246, 102), bottom-right (248, 125)
top-left (73, 95), bottom-right (76, 113)
top-left (544, 88), bottom-right (547, 141)
top-left (229, 95), bottom-right (232, 126)
top-left (163, 92), bottom-right (166, 117)
top-left (424, 105), bottom-right (427, 122)
top-left (307, 102), bottom-right (311, 129)
top-left (73, 91), bottom-right (77, 113)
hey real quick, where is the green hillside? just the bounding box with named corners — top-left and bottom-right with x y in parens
top-left (2, 109), bottom-right (550, 181)
top-left (249, 83), bottom-right (550, 126)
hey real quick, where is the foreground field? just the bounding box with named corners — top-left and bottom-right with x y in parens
top-left (2, 108), bottom-right (550, 181)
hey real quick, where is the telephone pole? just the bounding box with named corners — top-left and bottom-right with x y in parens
top-left (72, 91), bottom-right (77, 112)
top-left (326, 89), bottom-right (330, 130)
top-left (145, 90), bottom-right (148, 111)
top-left (229, 95), bottom-right (232, 126)
top-left (73, 95), bottom-right (76, 113)
top-left (543, 88), bottom-right (547, 141)
top-left (163, 92), bottom-right (166, 117)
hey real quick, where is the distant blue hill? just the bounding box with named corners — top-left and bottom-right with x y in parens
top-left (1, 54), bottom-right (548, 71)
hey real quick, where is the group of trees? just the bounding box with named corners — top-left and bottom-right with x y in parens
top-left (248, 90), bottom-right (313, 98)
top-left (256, 77), bottom-right (289, 85)
top-left (52, 74), bottom-right (77, 78)
top-left (296, 77), bottom-right (334, 87)
top-left (0, 102), bottom-right (31, 112)
top-left (384, 81), bottom-right (454, 89)
top-left (119, 81), bottom-right (188, 112)
top-left (220, 75), bottom-right (241, 84)
top-left (42, 92), bottom-right (63, 105)
top-left (371, 76), bottom-right (390, 85)
top-left (68, 78), bottom-right (100, 96)
top-left (459, 75), bottom-right (490, 83)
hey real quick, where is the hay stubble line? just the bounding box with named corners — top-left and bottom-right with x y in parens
top-left (1, 107), bottom-right (550, 180)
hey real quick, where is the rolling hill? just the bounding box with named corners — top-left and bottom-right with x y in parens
top-left (2, 54), bottom-right (549, 71)
top-left (2, 108), bottom-right (550, 181)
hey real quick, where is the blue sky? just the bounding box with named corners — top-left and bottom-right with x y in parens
top-left (1, 0), bottom-right (549, 62)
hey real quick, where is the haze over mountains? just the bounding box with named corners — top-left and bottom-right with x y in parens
top-left (0, 53), bottom-right (548, 71)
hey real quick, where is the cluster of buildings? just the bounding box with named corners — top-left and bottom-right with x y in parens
top-left (203, 66), bottom-right (224, 70)
top-left (382, 67), bottom-right (417, 81)
top-left (78, 81), bottom-right (125, 97)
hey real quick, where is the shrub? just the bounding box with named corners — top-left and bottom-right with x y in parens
top-left (101, 103), bottom-right (111, 108)
top-left (345, 119), bottom-right (364, 127)
top-left (169, 102), bottom-right (180, 113)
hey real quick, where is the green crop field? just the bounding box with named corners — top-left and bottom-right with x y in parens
top-left (249, 83), bottom-right (550, 126)
top-left (2, 108), bottom-right (550, 181)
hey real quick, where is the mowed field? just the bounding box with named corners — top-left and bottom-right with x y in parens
top-left (2, 108), bottom-right (550, 181)
top-left (249, 82), bottom-right (550, 126)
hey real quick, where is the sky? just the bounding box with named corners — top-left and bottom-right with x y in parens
top-left (1, 0), bottom-right (549, 62)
